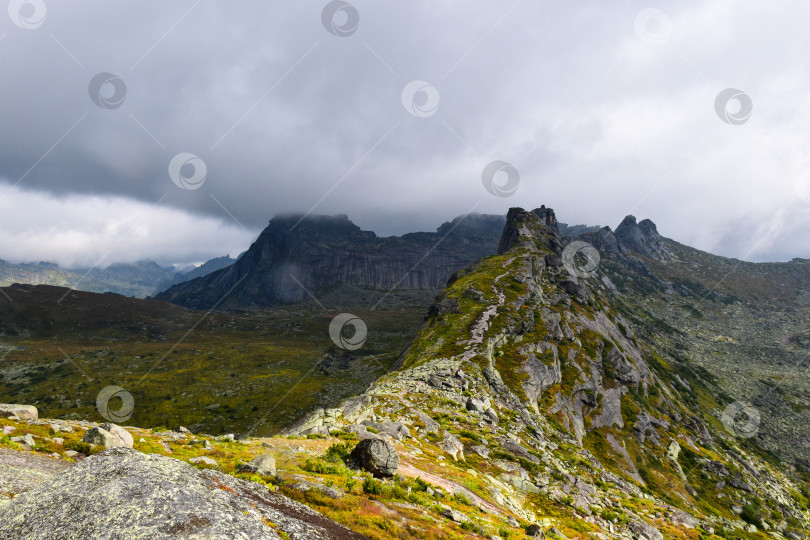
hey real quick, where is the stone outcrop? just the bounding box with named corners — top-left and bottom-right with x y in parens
top-left (0, 447), bottom-right (366, 540)
top-left (82, 424), bottom-right (133, 449)
top-left (0, 404), bottom-right (38, 421)
top-left (237, 454), bottom-right (277, 476)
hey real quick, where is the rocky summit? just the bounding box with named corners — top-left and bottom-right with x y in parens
top-left (155, 212), bottom-right (505, 309)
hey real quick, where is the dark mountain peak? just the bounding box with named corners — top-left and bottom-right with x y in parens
top-left (531, 204), bottom-right (559, 232)
top-left (267, 213), bottom-right (372, 240)
top-left (498, 206), bottom-right (561, 255)
top-left (616, 214), bottom-right (638, 229)
top-left (638, 218), bottom-right (659, 236)
top-left (614, 214), bottom-right (672, 261)
top-left (436, 212), bottom-right (505, 237)
top-left (579, 225), bottom-right (625, 254)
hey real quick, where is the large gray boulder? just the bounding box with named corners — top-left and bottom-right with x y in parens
top-left (82, 424), bottom-right (132, 449)
top-left (0, 404), bottom-right (38, 421)
top-left (0, 447), bottom-right (367, 540)
top-left (628, 520), bottom-right (664, 540)
top-left (237, 454), bottom-right (276, 476)
top-left (350, 438), bottom-right (399, 477)
top-left (100, 423), bottom-right (134, 448)
top-left (81, 426), bottom-right (118, 448)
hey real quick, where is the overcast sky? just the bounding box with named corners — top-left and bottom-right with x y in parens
top-left (1, 0), bottom-right (809, 267)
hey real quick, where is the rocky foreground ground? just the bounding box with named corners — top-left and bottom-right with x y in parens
top-left (2, 398), bottom-right (806, 540)
top-left (0, 404), bottom-right (551, 539)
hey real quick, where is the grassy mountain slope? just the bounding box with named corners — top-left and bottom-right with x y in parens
top-left (288, 206), bottom-right (810, 539)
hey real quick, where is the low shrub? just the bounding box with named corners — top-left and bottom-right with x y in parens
top-left (362, 476), bottom-right (383, 495)
top-left (323, 442), bottom-right (354, 464)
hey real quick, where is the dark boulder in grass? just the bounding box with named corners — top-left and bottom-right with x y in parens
top-left (350, 438), bottom-right (399, 477)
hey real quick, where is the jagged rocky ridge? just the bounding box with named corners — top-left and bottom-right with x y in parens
top-left (156, 213), bottom-right (506, 309)
top-left (287, 206), bottom-right (810, 539)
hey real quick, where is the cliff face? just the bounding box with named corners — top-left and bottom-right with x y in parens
top-left (156, 213), bottom-right (506, 309)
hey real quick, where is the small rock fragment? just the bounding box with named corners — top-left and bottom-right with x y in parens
top-left (189, 456), bottom-right (217, 466)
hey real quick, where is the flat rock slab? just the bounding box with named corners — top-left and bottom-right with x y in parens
top-left (0, 447), bottom-right (368, 540)
top-left (0, 447), bottom-right (71, 496)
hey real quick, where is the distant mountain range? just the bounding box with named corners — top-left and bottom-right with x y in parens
top-left (0, 215), bottom-right (600, 304)
top-left (0, 256), bottom-right (236, 298)
top-left (155, 213), bottom-right (607, 310)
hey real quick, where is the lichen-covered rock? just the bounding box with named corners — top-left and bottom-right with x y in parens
top-left (439, 432), bottom-right (465, 461)
top-left (0, 404), bottom-right (38, 421)
top-left (360, 420), bottom-right (410, 441)
top-left (440, 505), bottom-right (470, 523)
top-left (350, 438), bottom-right (399, 477)
top-left (237, 454), bottom-right (276, 476)
top-left (0, 447), bottom-right (70, 496)
top-left (0, 447), bottom-right (367, 540)
top-left (290, 481), bottom-right (343, 499)
top-left (10, 434), bottom-right (35, 447)
top-left (82, 426), bottom-right (119, 448)
top-left (188, 456), bottom-right (216, 466)
top-left (415, 410), bottom-right (439, 433)
top-left (628, 520), bottom-right (664, 540)
top-left (670, 510), bottom-right (699, 528)
top-left (100, 423), bottom-right (133, 448)
top-left (82, 425), bottom-right (132, 449)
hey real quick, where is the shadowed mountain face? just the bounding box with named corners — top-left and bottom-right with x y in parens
top-left (155, 213), bottom-right (507, 309)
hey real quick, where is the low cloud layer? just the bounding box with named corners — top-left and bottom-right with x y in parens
top-left (1, 1), bottom-right (810, 264)
top-left (0, 183), bottom-right (253, 267)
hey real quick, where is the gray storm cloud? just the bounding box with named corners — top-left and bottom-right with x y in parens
top-left (0, 0), bottom-right (809, 265)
